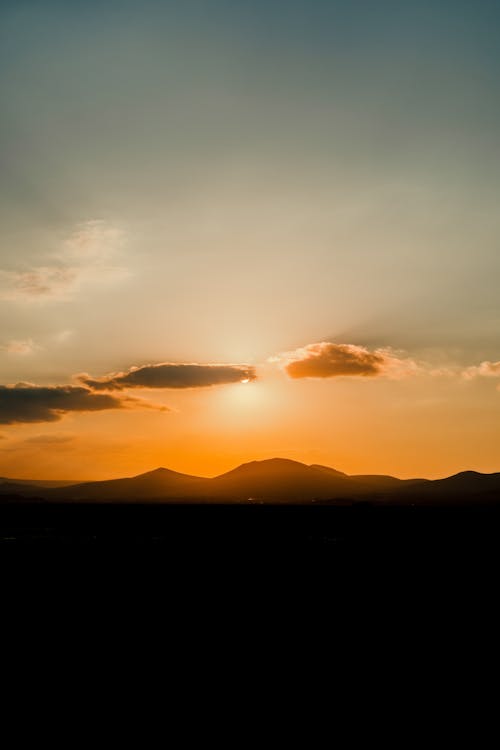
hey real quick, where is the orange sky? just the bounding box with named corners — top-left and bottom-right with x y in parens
top-left (2, 363), bottom-right (500, 481)
top-left (2, 2), bottom-right (500, 480)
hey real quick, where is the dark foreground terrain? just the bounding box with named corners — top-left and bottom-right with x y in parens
top-left (4, 458), bottom-right (500, 579)
top-left (1, 501), bottom-right (500, 564)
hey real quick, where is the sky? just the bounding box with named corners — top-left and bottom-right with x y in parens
top-left (1, 0), bottom-right (500, 479)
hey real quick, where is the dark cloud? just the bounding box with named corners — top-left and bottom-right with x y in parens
top-left (0, 383), bottom-right (157, 424)
top-left (77, 362), bottom-right (257, 390)
top-left (277, 342), bottom-right (418, 379)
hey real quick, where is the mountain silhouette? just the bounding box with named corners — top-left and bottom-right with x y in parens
top-left (397, 470), bottom-right (500, 505)
top-left (207, 458), bottom-right (355, 500)
top-left (1, 459), bottom-right (500, 504)
top-left (0, 477), bottom-right (79, 488)
top-left (308, 464), bottom-right (348, 477)
top-left (46, 467), bottom-right (205, 501)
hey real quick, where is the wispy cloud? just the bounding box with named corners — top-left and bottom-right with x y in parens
top-left (58, 220), bottom-right (124, 263)
top-left (0, 220), bottom-right (129, 302)
top-left (52, 330), bottom-right (74, 345)
top-left (22, 433), bottom-right (76, 446)
top-left (462, 360), bottom-right (500, 380)
top-left (77, 362), bottom-right (257, 390)
top-left (273, 342), bottom-right (420, 380)
top-left (0, 267), bottom-right (78, 301)
top-left (0, 338), bottom-right (40, 355)
top-left (0, 432), bottom-right (78, 454)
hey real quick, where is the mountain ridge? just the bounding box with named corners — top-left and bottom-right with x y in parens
top-left (1, 457), bottom-right (500, 504)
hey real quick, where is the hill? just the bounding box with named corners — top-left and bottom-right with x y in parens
top-left (1, 459), bottom-right (500, 504)
top-left (0, 458), bottom-right (421, 503)
top-left (208, 458), bottom-right (357, 500)
top-left (47, 467), bottom-right (206, 501)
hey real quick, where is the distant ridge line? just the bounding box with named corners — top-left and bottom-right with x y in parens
top-left (1, 458), bottom-right (500, 505)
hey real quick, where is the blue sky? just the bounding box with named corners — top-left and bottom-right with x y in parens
top-left (2, 1), bottom-right (500, 372)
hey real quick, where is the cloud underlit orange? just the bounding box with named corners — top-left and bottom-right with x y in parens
top-left (462, 361), bottom-right (500, 380)
top-left (275, 342), bottom-right (420, 380)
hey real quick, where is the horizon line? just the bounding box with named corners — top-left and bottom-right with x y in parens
top-left (2, 456), bottom-right (499, 485)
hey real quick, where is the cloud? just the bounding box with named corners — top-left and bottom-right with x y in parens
top-left (0, 383), bottom-right (167, 425)
top-left (0, 338), bottom-right (40, 355)
top-left (52, 330), bottom-right (74, 344)
top-left (0, 220), bottom-right (128, 302)
top-left (274, 342), bottom-right (419, 380)
top-left (0, 267), bottom-right (78, 301)
top-left (462, 361), bottom-right (500, 380)
top-left (0, 432), bottom-right (78, 454)
top-left (58, 220), bottom-right (124, 263)
top-left (22, 434), bottom-right (76, 445)
top-left (77, 362), bottom-right (257, 390)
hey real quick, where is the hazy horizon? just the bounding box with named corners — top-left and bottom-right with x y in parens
top-left (0, 454), bottom-right (496, 485)
top-left (2, 1), bottom-right (500, 481)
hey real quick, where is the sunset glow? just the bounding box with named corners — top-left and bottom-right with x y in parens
top-left (2, 0), bottom-right (500, 485)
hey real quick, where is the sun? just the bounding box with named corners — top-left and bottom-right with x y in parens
top-left (240, 378), bottom-right (250, 384)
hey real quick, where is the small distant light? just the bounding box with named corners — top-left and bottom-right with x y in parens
top-left (241, 378), bottom-right (250, 384)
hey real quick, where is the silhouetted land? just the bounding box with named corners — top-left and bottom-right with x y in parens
top-left (3, 458), bottom-right (500, 504)
top-left (2, 459), bottom-right (500, 561)
top-left (1, 501), bottom-right (500, 567)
